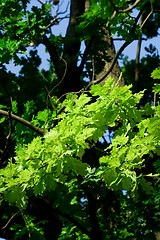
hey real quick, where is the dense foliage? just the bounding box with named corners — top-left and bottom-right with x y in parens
top-left (0, 0), bottom-right (160, 239)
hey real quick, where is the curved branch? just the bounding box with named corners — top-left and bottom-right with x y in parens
top-left (0, 110), bottom-right (45, 136)
top-left (140, 3), bottom-right (153, 29)
top-left (2, 212), bottom-right (18, 229)
top-left (120, 0), bottom-right (142, 13)
top-left (111, 0), bottom-right (142, 20)
top-left (37, 0), bottom-right (45, 4)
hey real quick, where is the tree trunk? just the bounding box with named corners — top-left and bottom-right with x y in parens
top-left (61, 0), bottom-right (86, 93)
top-left (85, 0), bottom-right (124, 87)
top-left (94, 28), bottom-right (125, 87)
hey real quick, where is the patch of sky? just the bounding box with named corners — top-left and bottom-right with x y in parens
top-left (99, 128), bottom-right (114, 144)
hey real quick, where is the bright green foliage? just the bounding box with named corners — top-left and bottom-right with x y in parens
top-left (0, 77), bottom-right (159, 211)
top-left (151, 67), bottom-right (160, 80)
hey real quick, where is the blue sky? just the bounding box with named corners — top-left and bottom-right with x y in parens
top-left (5, 0), bottom-right (160, 75)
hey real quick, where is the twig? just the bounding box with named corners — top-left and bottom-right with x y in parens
top-left (37, 0), bottom-right (45, 4)
top-left (56, 88), bottom-right (88, 105)
top-left (20, 208), bottom-right (31, 238)
top-left (45, 15), bottom-right (69, 29)
top-left (45, 85), bottom-right (55, 109)
top-left (2, 212), bottom-right (18, 229)
top-left (120, 0), bottom-right (142, 13)
top-left (6, 96), bottom-right (13, 142)
top-left (0, 110), bottom-right (45, 136)
top-left (140, 3), bottom-right (153, 29)
top-left (91, 55), bottom-right (95, 82)
top-left (38, 163), bottom-right (49, 170)
top-left (113, 37), bottom-right (147, 41)
top-left (57, 0), bottom-right (69, 16)
top-left (110, 0), bottom-right (118, 20)
top-left (79, 36), bottom-right (94, 75)
top-left (111, 0), bottom-right (142, 20)
top-left (49, 57), bottom-right (67, 95)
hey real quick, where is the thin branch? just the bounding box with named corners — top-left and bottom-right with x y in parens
top-left (111, 0), bottom-right (142, 20)
top-left (120, 0), bottom-right (142, 13)
top-left (50, 57), bottom-right (67, 94)
top-left (91, 55), bottom-right (95, 82)
top-left (37, 0), bottom-right (45, 4)
top-left (38, 163), bottom-right (49, 170)
top-left (2, 212), bottom-right (18, 229)
top-left (56, 1), bottom-right (70, 16)
top-left (110, 0), bottom-right (118, 20)
top-left (140, 3), bottom-right (153, 29)
top-left (113, 37), bottom-right (147, 41)
top-left (45, 15), bottom-right (69, 29)
top-left (79, 36), bottom-right (94, 74)
top-left (20, 208), bottom-right (31, 238)
top-left (56, 88), bottom-right (87, 105)
top-left (0, 110), bottom-right (45, 136)
top-left (6, 95), bottom-right (13, 142)
top-left (130, 1), bottom-right (148, 33)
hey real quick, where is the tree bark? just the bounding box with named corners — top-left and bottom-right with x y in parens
top-left (0, 110), bottom-right (45, 136)
top-left (95, 28), bottom-right (125, 87)
top-left (61, 0), bottom-right (86, 93)
top-left (86, 191), bottom-right (103, 240)
top-left (85, 1), bottom-right (124, 87)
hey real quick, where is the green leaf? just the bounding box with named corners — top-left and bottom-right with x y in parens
top-left (151, 67), bottom-right (160, 79)
top-left (153, 83), bottom-right (160, 94)
top-left (0, 117), bottom-right (6, 123)
top-left (34, 179), bottom-right (46, 195)
top-left (70, 196), bottom-right (78, 205)
top-left (139, 178), bottom-right (153, 194)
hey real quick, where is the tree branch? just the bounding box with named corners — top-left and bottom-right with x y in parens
top-left (37, 0), bottom-right (45, 4)
top-left (120, 0), bottom-right (142, 13)
top-left (111, 0), bottom-right (142, 20)
top-left (85, 1), bottom-right (149, 90)
top-left (43, 34), bottom-right (64, 80)
top-left (2, 212), bottom-right (18, 229)
top-left (78, 36), bottom-right (94, 75)
top-left (54, 208), bottom-right (92, 238)
top-left (140, 3), bottom-right (153, 29)
top-left (0, 110), bottom-right (45, 136)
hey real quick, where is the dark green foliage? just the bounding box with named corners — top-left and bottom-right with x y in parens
top-left (122, 44), bottom-right (160, 105)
